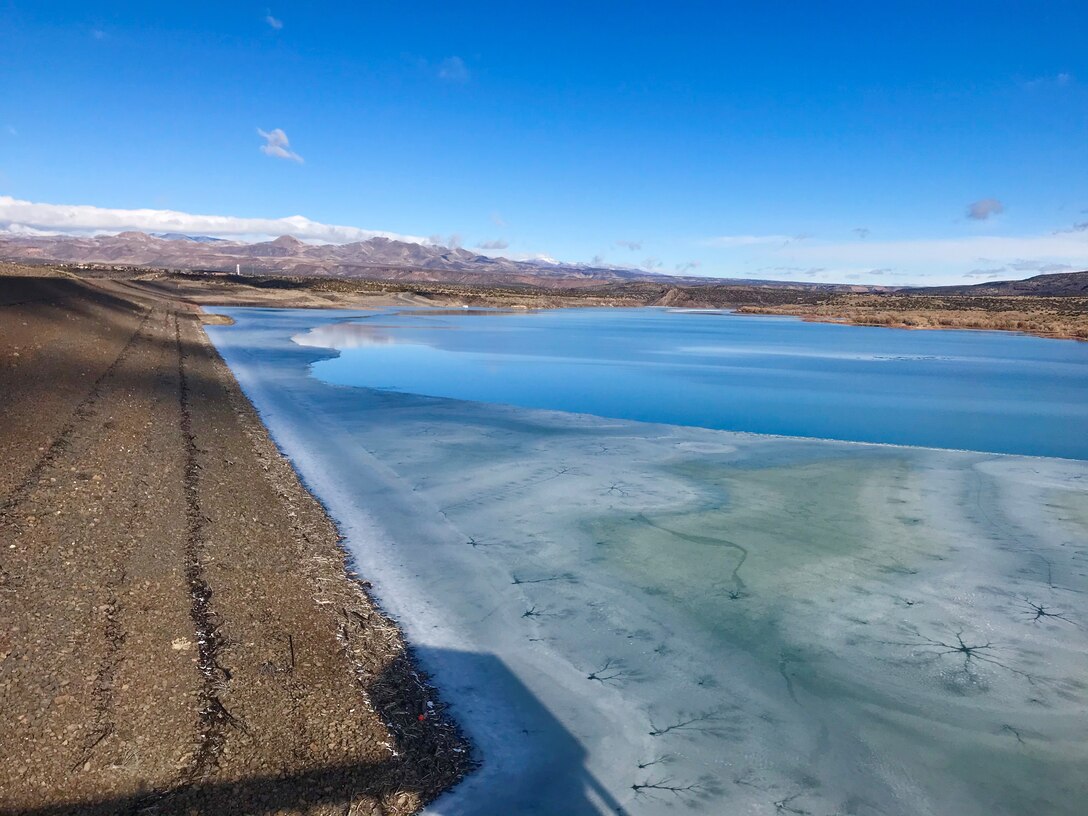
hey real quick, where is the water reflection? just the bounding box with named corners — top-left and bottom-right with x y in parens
top-left (293, 308), bottom-right (1088, 459)
top-left (292, 322), bottom-right (409, 349)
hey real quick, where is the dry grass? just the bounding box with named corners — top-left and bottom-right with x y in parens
top-left (737, 295), bottom-right (1088, 341)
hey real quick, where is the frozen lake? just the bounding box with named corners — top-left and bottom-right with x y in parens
top-left (208, 307), bottom-right (1088, 815)
top-left (302, 307), bottom-right (1088, 460)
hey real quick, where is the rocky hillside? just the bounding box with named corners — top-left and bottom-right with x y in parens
top-left (0, 230), bottom-right (663, 288)
top-left (0, 230), bottom-right (881, 291)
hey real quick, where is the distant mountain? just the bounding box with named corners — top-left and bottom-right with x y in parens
top-left (3, 229), bottom-right (1084, 296)
top-left (910, 270), bottom-right (1088, 297)
top-left (0, 230), bottom-right (669, 288)
top-left (0, 229), bottom-right (886, 291)
top-left (0, 230), bottom-right (848, 291)
top-left (151, 232), bottom-right (226, 243)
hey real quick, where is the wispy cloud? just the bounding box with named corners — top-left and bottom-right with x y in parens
top-left (758, 265), bottom-right (827, 278)
top-left (437, 56), bottom-right (470, 83)
top-left (0, 196), bottom-right (429, 245)
top-left (1021, 72), bottom-right (1073, 90)
top-left (966, 198), bottom-right (1004, 220)
top-left (429, 233), bottom-right (463, 249)
top-left (490, 211), bottom-right (507, 228)
top-left (476, 239), bottom-right (509, 250)
top-left (257, 128), bottom-right (303, 162)
top-left (705, 233), bottom-right (813, 250)
top-left (852, 227), bottom-right (870, 239)
top-left (265, 12), bottom-right (283, 30)
top-left (675, 260), bottom-right (701, 274)
top-left (786, 232), bottom-right (1088, 270)
top-left (615, 239), bottom-right (642, 251)
top-left (703, 234), bottom-right (795, 248)
top-left (734, 227), bottom-right (1088, 284)
top-left (504, 251), bottom-right (558, 264)
top-left (90, 28), bottom-right (106, 40)
top-left (5, 125), bottom-right (16, 136)
top-left (1007, 259), bottom-right (1074, 273)
top-left (963, 260), bottom-right (1075, 278)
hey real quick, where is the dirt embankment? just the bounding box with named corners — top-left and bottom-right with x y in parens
top-left (0, 273), bottom-right (469, 815)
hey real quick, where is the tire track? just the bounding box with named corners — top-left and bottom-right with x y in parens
top-left (69, 571), bottom-right (124, 772)
top-left (71, 310), bottom-right (178, 773)
top-left (0, 306), bottom-right (153, 519)
top-left (175, 312), bottom-right (238, 782)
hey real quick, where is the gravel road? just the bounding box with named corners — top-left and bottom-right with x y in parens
top-left (0, 273), bottom-right (468, 815)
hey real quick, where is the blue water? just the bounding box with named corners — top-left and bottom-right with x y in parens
top-left (303, 308), bottom-right (1088, 459)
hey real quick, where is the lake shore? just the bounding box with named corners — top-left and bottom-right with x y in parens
top-left (7, 262), bottom-right (1085, 342)
top-left (4, 264), bottom-right (1087, 814)
top-left (0, 272), bottom-right (468, 815)
top-left (208, 304), bottom-right (1088, 815)
top-left (734, 297), bottom-right (1088, 341)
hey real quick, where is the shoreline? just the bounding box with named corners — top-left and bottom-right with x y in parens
top-left (6, 262), bottom-right (1083, 343)
top-left (734, 303), bottom-right (1088, 341)
top-left (0, 274), bottom-right (469, 815)
top-left (203, 303), bottom-right (1088, 815)
top-left (5, 265), bottom-right (1088, 813)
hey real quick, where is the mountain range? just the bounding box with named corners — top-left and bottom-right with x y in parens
top-left (1, 230), bottom-right (1084, 295)
top-left (0, 230), bottom-right (673, 288)
top-left (0, 230), bottom-right (877, 290)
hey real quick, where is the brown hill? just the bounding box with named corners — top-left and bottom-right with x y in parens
top-left (0, 231), bottom-right (876, 292)
top-left (911, 270), bottom-right (1088, 297)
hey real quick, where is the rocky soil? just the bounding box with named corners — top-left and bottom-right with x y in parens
top-left (0, 272), bottom-right (469, 815)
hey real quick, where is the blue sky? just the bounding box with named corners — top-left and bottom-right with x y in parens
top-left (1, 1), bottom-right (1086, 284)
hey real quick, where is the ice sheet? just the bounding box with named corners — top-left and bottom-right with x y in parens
top-left (207, 307), bottom-right (1088, 816)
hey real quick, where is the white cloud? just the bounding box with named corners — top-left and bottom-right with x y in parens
top-left (616, 239), bottom-right (642, 251)
top-left (966, 198), bottom-right (1004, 220)
top-left (258, 128), bottom-right (303, 162)
top-left (675, 260), bottom-right (701, 274)
top-left (0, 196), bottom-right (430, 245)
top-left (783, 233), bottom-right (1088, 274)
top-left (718, 228), bottom-right (1088, 284)
top-left (428, 233), bottom-right (463, 249)
top-left (1022, 72), bottom-right (1074, 90)
top-left (0, 222), bottom-right (61, 237)
top-left (265, 13), bottom-right (283, 30)
top-left (437, 56), bottom-right (470, 83)
top-left (703, 234), bottom-right (795, 248)
top-left (490, 211), bottom-right (507, 228)
top-left (476, 239), bottom-right (509, 250)
top-left (959, 260), bottom-right (1075, 279)
top-left (1007, 259), bottom-right (1074, 273)
top-left (504, 251), bottom-right (558, 264)
top-left (4, 125), bottom-right (15, 136)
top-left (758, 265), bottom-right (828, 278)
